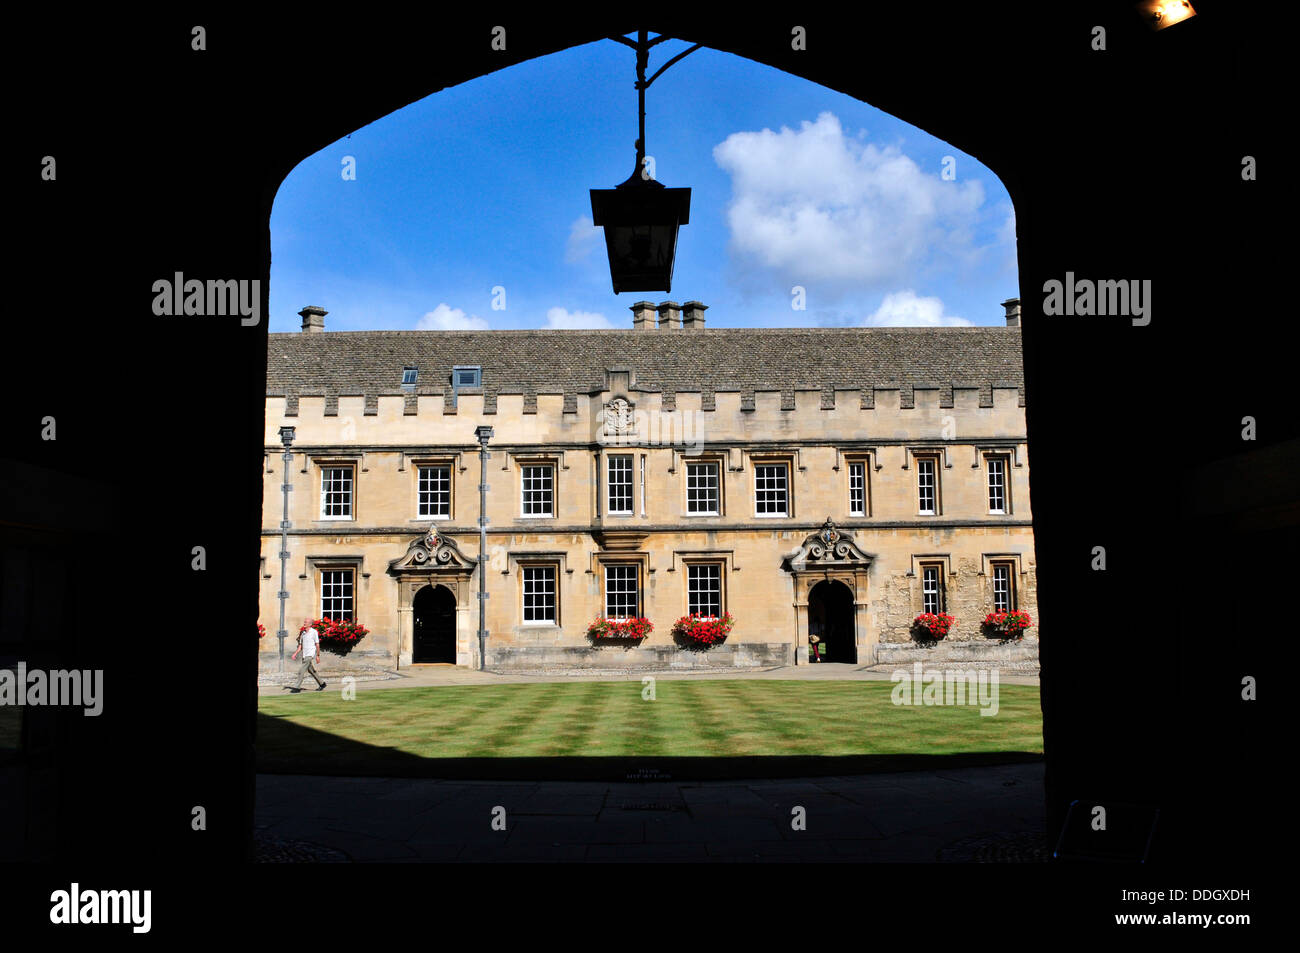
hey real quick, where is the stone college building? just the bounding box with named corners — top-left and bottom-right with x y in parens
top-left (259, 299), bottom-right (1039, 672)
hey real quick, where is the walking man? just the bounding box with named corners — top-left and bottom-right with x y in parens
top-left (288, 623), bottom-right (327, 693)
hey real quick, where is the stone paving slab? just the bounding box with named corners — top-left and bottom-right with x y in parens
top-left (256, 761), bottom-right (1044, 862)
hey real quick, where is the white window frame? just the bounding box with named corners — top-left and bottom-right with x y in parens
top-left (686, 562), bottom-right (723, 619)
top-left (921, 564), bottom-right (944, 615)
top-left (320, 568), bottom-right (354, 621)
top-left (753, 463), bottom-right (789, 518)
top-left (604, 564), bottom-right (640, 620)
top-left (992, 562), bottom-right (1015, 612)
top-left (417, 464), bottom-right (452, 519)
top-left (320, 465), bottom-right (354, 520)
top-left (521, 564), bottom-right (557, 624)
top-left (987, 455), bottom-right (1008, 514)
top-left (520, 464), bottom-right (555, 518)
top-left (686, 461), bottom-right (721, 516)
top-left (848, 460), bottom-right (866, 516)
top-left (916, 457), bottom-right (938, 516)
top-left (607, 454), bottom-right (634, 516)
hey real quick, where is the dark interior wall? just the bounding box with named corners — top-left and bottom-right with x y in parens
top-left (6, 1), bottom-right (1282, 888)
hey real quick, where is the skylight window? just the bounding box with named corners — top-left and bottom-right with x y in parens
top-left (453, 366), bottom-right (481, 387)
top-left (401, 367), bottom-right (418, 386)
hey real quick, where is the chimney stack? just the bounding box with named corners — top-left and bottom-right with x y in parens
top-left (1001, 297), bottom-right (1021, 327)
top-left (299, 305), bottom-right (327, 333)
top-left (681, 301), bottom-right (708, 329)
top-left (657, 301), bottom-right (681, 330)
top-left (630, 301), bottom-right (657, 331)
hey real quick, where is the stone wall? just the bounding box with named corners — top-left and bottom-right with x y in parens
top-left (874, 549), bottom-right (1039, 646)
top-left (258, 646), bottom-right (394, 676)
top-left (874, 637), bottom-right (1038, 668)
top-left (486, 642), bottom-right (790, 673)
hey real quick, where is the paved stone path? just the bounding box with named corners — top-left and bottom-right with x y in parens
top-left (257, 661), bottom-right (1039, 695)
top-left (255, 761), bottom-right (1045, 862)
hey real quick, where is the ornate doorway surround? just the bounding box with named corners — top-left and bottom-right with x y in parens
top-left (783, 518), bottom-right (875, 665)
top-left (387, 526), bottom-right (476, 667)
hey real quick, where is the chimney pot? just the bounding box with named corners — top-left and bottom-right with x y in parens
top-left (657, 301), bottom-right (682, 330)
top-left (629, 300), bottom-right (657, 331)
top-left (681, 301), bottom-right (708, 329)
top-left (299, 305), bottom-right (327, 333)
top-left (1001, 297), bottom-right (1021, 327)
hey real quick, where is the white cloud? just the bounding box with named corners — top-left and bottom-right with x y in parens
top-left (564, 215), bottom-right (601, 264)
top-left (865, 290), bottom-right (971, 327)
top-left (416, 303), bottom-right (490, 330)
top-left (543, 307), bottom-right (613, 329)
top-left (713, 112), bottom-right (986, 296)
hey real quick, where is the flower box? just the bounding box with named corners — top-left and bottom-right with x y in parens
top-left (588, 617), bottom-right (654, 641)
top-left (671, 612), bottom-right (735, 647)
top-left (912, 613), bottom-right (955, 641)
top-left (981, 610), bottom-right (1032, 640)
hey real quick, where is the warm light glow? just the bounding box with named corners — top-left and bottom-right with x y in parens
top-left (1140, 0), bottom-right (1196, 29)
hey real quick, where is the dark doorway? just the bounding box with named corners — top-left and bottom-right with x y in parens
top-left (413, 585), bottom-right (457, 663)
top-left (808, 580), bottom-right (856, 664)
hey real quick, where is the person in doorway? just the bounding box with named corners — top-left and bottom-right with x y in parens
top-left (809, 631), bottom-right (822, 662)
top-left (287, 623), bottom-right (327, 693)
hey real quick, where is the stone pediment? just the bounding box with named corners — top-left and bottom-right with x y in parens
top-left (784, 518), bottom-right (874, 572)
top-left (388, 526), bottom-right (474, 574)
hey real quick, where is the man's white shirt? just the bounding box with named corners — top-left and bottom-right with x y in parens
top-left (301, 627), bottom-right (320, 658)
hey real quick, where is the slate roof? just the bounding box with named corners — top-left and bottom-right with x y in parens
top-left (266, 327), bottom-right (1024, 407)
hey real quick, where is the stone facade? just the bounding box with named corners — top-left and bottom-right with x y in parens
top-left (258, 302), bottom-right (1039, 672)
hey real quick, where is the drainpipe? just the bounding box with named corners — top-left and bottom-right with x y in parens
top-left (475, 426), bottom-right (494, 671)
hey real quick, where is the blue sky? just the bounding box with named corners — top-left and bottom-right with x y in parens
top-left (269, 37), bottom-right (1018, 333)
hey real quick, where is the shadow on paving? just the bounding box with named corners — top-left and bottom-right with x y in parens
top-left (257, 710), bottom-right (1043, 781)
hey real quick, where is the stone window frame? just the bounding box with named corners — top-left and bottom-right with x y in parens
top-left (750, 452), bottom-right (795, 519)
top-left (602, 561), bottom-right (642, 620)
top-left (518, 559), bottom-right (561, 626)
top-left (911, 451), bottom-right (943, 517)
top-left (410, 455), bottom-right (456, 522)
top-left (908, 554), bottom-right (953, 615)
top-left (314, 457), bottom-right (358, 522)
top-left (605, 452), bottom-right (636, 517)
top-left (980, 553), bottom-right (1026, 612)
top-left (515, 454), bottom-right (560, 519)
top-left (990, 561), bottom-right (1016, 612)
top-left (307, 557), bottom-right (364, 622)
top-left (683, 454), bottom-right (726, 517)
top-left (841, 450), bottom-right (875, 518)
top-left (982, 450), bottom-right (1012, 515)
top-left (683, 559), bottom-right (726, 619)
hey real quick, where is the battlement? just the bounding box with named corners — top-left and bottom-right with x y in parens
top-left (263, 384), bottom-right (1025, 449)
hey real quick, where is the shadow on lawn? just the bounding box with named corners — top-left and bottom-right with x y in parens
top-left (256, 711), bottom-right (1043, 781)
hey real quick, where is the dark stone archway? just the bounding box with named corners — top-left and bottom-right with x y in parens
top-left (412, 584), bottom-right (457, 664)
top-left (808, 579), bottom-right (856, 664)
top-left (14, 6), bottom-right (1261, 868)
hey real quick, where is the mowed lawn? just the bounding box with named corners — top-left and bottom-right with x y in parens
top-left (257, 680), bottom-right (1042, 761)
